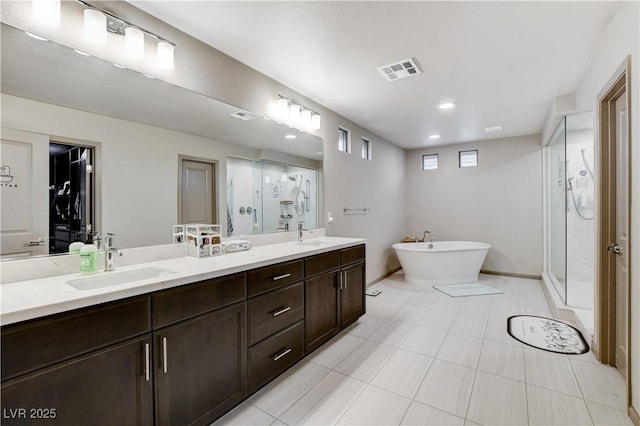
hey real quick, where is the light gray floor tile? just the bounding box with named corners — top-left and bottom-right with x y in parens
top-left (585, 400), bottom-right (633, 425)
top-left (466, 371), bottom-right (528, 425)
top-left (334, 340), bottom-right (396, 383)
top-left (337, 385), bottom-right (411, 425)
top-left (370, 349), bottom-right (433, 398)
top-left (369, 318), bottom-right (416, 347)
top-left (570, 358), bottom-right (627, 410)
top-left (213, 402), bottom-right (276, 425)
top-left (477, 339), bottom-right (525, 382)
top-left (399, 324), bottom-right (447, 357)
top-left (526, 384), bottom-right (593, 425)
top-left (460, 299), bottom-right (492, 317)
top-left (413, 359), bottom-right (475, 417)
top-left (420, 308), bottom-right (458, 330)
top-left (279, 371), bottom-right (367, 425)
top-left (249, 361), bottom-right (330, 418)
top-left (345, 313), bottom-right (388, 339)
top-left (524, 348), bottom-right (581, 397)
top-left (400, 401), bottom-right (464, 425)
top-left (485, 317), bottom-right (523, 347)
top-left (392, 303), bottom-right (430, 324)
top-left (451, 313), bottom-right (488, 338)
top-left (436, 332), bottom-right (483, 368)
top-left (306, 334), bottom-right (365, 369)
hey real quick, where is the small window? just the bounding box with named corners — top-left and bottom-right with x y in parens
top-left (422, 154), bottom-right (439, 170)
top-left (361, 138), bottom-right (372, 160)
top-left (459, 149), bottom-right (478, 167)
top-left (338, 127), bottom-right (351, 153)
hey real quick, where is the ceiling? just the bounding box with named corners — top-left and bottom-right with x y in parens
top-left (130, 1), bottom-right (620, 149)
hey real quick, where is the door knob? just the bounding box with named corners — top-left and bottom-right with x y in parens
top-left (607, 244), bottom-right (622, 255)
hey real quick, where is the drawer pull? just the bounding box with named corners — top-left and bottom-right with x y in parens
top-left (144, 343), bottom-right (150, 382)
top-left (162, 337), bottom-right (168, 374)
top-left (343, 271), bottom-right (348, 290)
top-left (272, 273), bottom-right (292, 281)
top-left (272, 348), bottom-right (292, 361)
top-left (272, 306), bottom-right (291, 317)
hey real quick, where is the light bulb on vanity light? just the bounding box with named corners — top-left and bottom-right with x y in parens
top-left (84, 9), bottom-right (107, 44)
top-left (33, 0), bottom-right (60, 27)
top-left (289, 103), bottom-right (301, 123)
top-left (276, 98), bottom-right (289, 119)
top-left (157, 41), bottom-right (174, 70)
top-left (125, 26), bottom-right (145, 58)
top-left (300, 109), bottom-right (312, 128)
top-left (310, 113), bottom-right (321, 130)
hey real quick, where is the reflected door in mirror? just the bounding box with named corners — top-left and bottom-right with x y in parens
top-left (180, 159), bottom-right (216, 225)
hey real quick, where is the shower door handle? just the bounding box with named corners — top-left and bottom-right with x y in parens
top-left (607, 244), bottom-right (622, 255)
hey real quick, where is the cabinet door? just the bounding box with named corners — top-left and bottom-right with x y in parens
top-left (304, 271), bottom-right (340, 353)
top-left (154, 302), bottom-right (247, 426)
top-left (341, 262), bottom-right (366, 329)
top-left (0, 336), bottom-right (153, 426)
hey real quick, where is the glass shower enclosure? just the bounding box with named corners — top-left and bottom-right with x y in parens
top-left (544, 111), bottom-right (595, 309)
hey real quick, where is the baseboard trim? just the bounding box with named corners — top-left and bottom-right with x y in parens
top-left (480, 269), bottom-right (542, 281)
top-left (367, 267), bottom-right (402, 287)
top-left (629, 405), bottom-right (639, 426)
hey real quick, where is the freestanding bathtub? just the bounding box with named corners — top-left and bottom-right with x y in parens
top-left (392, 241), bottom-right (490, 286)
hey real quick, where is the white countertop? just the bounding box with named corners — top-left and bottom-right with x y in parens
top-left (1, 237), bottom-right (366, 326)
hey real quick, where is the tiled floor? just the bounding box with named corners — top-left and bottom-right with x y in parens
top-left (214, 273), bottom-right (632, 425)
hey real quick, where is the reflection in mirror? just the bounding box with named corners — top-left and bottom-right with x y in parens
top-left (0, 23), bottom-right (323, 258)
top-left (227, 158), bottom-right (318, 236)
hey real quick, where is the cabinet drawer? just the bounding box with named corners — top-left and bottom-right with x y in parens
top-left (1, 296), bottom-right (151, 381)
top-left (248, 321), bottom-right (304, 393)
top-left (341, 245), bottom-right (365, 266)
top-left (248, 282), bottom-right (303, 345)
top-left (305, 250), bottom-right (340, 278)
top-left (247, 260), bottom-right (303, 297)
top-left (153, 273), bottom-right (245, 328)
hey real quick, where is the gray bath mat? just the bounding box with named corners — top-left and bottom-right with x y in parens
top-left (507, 315), bottom-right (589, 355)
top-left (433, 283), bottom-right (503, 297)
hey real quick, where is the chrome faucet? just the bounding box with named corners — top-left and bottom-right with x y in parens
top-left (275, 222), bottom-right (290, 232)
top-left (103, 233), bottom-right (123, 272)
top-left (423, 230), bottom-right (433, 242)
top-left (298, 222), bottom-right (309, 242)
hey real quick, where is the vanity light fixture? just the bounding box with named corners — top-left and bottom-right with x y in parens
top-left (125, 26), bottom-right (145, 58)
top-left (33, 0), bottom-right (61, 27)
top-left (300, 109), bottom-right (312, 128)
top-left (438, 102), bottom-right (455, 110)
top-left (84, 8), bottom-right (107, 44)
top-left (310, 113), bottom-right (322, 130)
top-left (157, 40), bottom-right (174, 70)
top-left (276, 98), bottom-right (290, 119)
top-left (275, 95), bottom-right (322, 131)
top-left (289, 103), bottom-right (301, 123)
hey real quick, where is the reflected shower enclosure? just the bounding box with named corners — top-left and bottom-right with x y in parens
top-left (226, 157), bottom-right (318, 236)
top-left (544, 111), bottom-right (595, 309)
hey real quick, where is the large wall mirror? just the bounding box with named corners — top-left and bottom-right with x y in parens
top-left (0, 22), bottom-right (323, 258)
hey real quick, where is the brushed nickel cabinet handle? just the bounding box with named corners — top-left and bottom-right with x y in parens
top-left (143, 343), bottom-right (150, 382)
top-left (343, 271), bottom-right (348, 290)
top-left (272, 273), bottom-right (291, 281)
top-left (272, 348), bottom-right (292, 361)
top-left (162, 337), bottom-right (168, 374)
top-left (272, 306), bottom-right (291, 317)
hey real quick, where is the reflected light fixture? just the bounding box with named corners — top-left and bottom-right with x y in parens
top-left (276, 98), bottom-right (289, 118)
top-left (84, 8), bottom-right (107, 44)
top-left (33, 0), bottom-right (60, 27)
top-left (289, 103), bottom-right (301, 122)
top-left (300, 109), bottom-right (312, 128)
top-left (157, 41), bottom-right (175, 70)
top-left (310, 113), bottom-right (321, 130)
top-left (125, 26), bottom-right (145, 58)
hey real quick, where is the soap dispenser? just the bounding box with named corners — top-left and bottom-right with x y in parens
top-left (80, 243), bottom-right (98, 274)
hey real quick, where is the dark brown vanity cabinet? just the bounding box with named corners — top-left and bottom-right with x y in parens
top-left (304, 245), bottom-right (366, 353)
top-left (246, 260), bottom-right (305, 393)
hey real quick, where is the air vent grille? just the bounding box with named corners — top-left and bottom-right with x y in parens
top-left (229, 110), bottom-right (259, 121)
top-left (377, 58), bottom-right (422, 82)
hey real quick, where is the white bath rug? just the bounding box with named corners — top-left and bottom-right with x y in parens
top-left (507, 315), bottom-right (589, 355)
top-left (433, 283), bottom-right (503, 297)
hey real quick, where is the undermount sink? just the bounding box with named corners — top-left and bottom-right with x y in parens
top-left (296, 240), bottom-right (332, 247)
top-left (66, 267), bottom-right (174, 291)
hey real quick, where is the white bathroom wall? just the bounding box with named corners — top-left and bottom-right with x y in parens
top-left (573, 0), bottom-right (640, 414)
top-left (405, 134), bottom-right (543, 277)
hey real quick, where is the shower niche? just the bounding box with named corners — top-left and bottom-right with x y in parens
top-left (543, 111), bottom-right (595, 310)
top-left (226, 157), bottom-right (318, 236)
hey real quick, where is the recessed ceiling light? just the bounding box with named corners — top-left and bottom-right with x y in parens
top-left (485, 126), bottom-right (503, 133)
top-left (285, 134), bottom-right (296, 140)
top-left (73, 49), bottom-right (90, 56)
top-left (438, 102), bottom-right (455, 110)
top-left (428, 134), bottom-right (441, 140)
top-left (25, 31), bottom-right (48, 41)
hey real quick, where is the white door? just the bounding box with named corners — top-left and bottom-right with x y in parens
top-left (180, 159), bottom-right (215, 224)
top-left (0, 128), bottom-right (49, 257)
top-left (614, 91), bottom-right (629, 378)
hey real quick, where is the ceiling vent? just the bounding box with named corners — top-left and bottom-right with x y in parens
top-left (229, 109), bottom-right (259, 121)
top-left (377, 57), bottom-right (422, 82)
